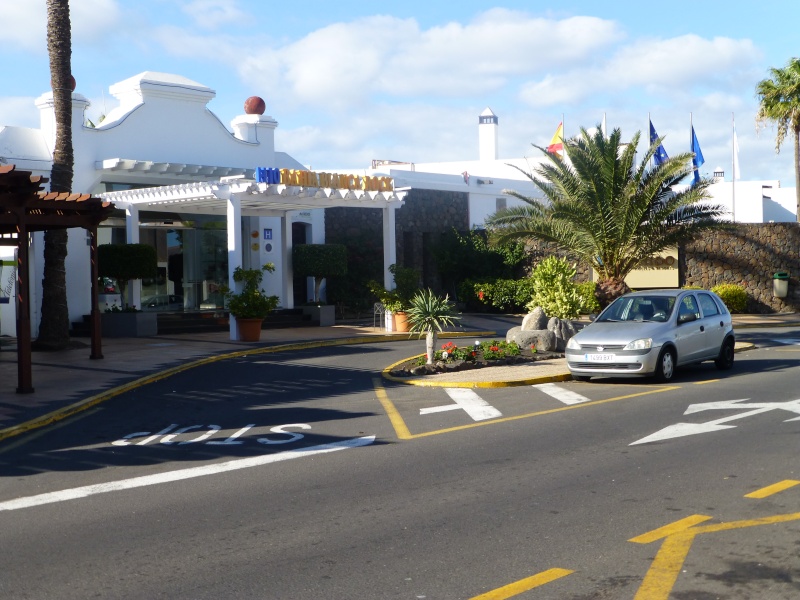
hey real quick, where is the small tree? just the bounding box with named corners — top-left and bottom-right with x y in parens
top-left (221, 264), bottom-right (279, 319)
top-left (292, 244), bottom-right (348, 304)
top-left (98, 243), bottom-right (157, 309)
top-left (406, 289), bottom-right (461, 364)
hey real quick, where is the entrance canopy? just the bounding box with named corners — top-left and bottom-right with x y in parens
top-left (100, 173), bottom-right (407, 339)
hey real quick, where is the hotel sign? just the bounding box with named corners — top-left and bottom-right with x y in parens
top-left (256, 167), bottom-right (393, 192)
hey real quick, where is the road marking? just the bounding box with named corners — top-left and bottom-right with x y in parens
top-left (532, 383), bottom-right (591, 405)
top-left (745, 479), bottom-right (800, 498)
top-left (420, 390), bottom-right (503, 421)
top-left (439, 389), bottom-right (503, 421)
top-left (374, 379), bottom-right (679, 440)
top-left (469, 568), bottom-right (574, 599)
top-left (629, 514), bottom-right (713, 544)
top-left (632, 511), bottom-right (800, 600)
top-left (0, 436), bottom-right (375, 512)
top-left (631, 398), bottom-right (800, 445)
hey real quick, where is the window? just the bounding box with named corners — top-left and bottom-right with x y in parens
top-left (697, 293), bottom-right (719, 317)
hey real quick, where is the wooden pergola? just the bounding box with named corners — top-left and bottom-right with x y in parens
top-left (0, 164), bottom-right (114, 393)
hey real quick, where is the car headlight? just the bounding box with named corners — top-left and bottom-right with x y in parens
top-left (567, 337), bottom-right (581, 350)
top-left (624, 338), bottom-right (652, 351)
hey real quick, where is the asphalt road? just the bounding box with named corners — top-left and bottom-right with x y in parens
top-left (1, 328), bottom-right (799, 599)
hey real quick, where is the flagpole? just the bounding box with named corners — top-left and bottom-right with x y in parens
top-left (732, 112), bottom-right (736, 222)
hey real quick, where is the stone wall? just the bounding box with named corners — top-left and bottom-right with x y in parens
top-left (326, 192), bottom-right (799, 314)
top-left (681, 223), bottom-right (800, 313)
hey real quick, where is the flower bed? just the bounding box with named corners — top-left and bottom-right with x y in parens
top-left (390, 340), bottom-right (564, 377)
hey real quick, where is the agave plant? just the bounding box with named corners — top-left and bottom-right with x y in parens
top-left (406, 289), bottom-right (461, 364)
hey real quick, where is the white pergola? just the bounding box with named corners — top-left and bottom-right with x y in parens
top-left (100, 176), bottom-right (407, 340)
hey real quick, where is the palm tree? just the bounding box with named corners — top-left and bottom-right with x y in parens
top-left (36, 0), bottom-right (73, 350)
top-left (486, 126), bottom-right (729, 307)
top-left (756, 57), bottom-right (800, 220)
top-left (405, 289), bottom-right (461, 364)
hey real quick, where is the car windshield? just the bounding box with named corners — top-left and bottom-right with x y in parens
top-left (597, 295), bottom-right (675, 323)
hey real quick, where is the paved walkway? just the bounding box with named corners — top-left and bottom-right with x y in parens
top-left (1, 312), bottom-right (798, 443)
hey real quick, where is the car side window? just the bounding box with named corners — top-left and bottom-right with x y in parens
top-left (698, 293), bottom-right (719, 317)
top-left (679, 295), bottom-right (700, 321)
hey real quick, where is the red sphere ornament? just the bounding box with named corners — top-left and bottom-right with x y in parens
top-left (50, 74), bottom-right (77, 92)
top-left (244, 96), bottom-right (266, 115)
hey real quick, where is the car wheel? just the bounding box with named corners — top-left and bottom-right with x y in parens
top-left (654, 347), bottom-right (675, 383)
top-left (715, 338), bottom-right (735, 370)
top-left (573, 375), bottom-right (591, 382)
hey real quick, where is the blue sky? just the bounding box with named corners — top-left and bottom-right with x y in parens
top-left (2, 0), bottom-right (798, 184)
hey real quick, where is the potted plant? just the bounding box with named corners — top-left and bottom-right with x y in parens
top-left (406, 289), bottom-right (461, 364)
top-left (221, 263), bottom-right (280, 341)
top-left (368, 264), bottom-right (421, 332)
top-left (97, 243), bottom-right (158, 337)
top-left (292, 244), bottom-right (347, 326)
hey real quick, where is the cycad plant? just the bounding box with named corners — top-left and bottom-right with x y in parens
top-left (406, 289), bottom-right (461, 364)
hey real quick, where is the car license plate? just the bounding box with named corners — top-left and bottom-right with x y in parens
top-left (585, 353), bottom-right (615, 362)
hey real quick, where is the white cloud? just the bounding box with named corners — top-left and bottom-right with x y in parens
top-left (0, 3), bottom-right (45, 52)
top-left (0, 98), bottom-right (40, 130)
top-left (518, 34), bottom-right (762, 109)
top-left (179, 0), bottom-right (248, 30)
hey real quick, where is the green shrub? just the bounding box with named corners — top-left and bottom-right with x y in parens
top-left (527, 256), bottom-right (582, 319)
top-left (292, 244), bottom-right (348, 303)
top-left (576, 281), bottom-right (601, 314)
top-left (460, 278), bottom-right (535, 312)
top-left (711, 283), bottom-right (749, 313)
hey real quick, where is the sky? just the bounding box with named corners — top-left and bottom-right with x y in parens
top-left (1, 0), bottom-right (799, 184)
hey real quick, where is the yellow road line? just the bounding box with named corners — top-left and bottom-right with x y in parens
top-left (632, 510), bottom-right (800, 599)
top-left (374, 380), bottom-right (679, 440)
top-left (633, 531), bottom-right (696, 600)
top-left (373, 379), bottom-right (412, 440)
top-left (628, 514), bottom-right (713, 544)
top-left (745, 479), bottom-right (800, 498)
top-left (470, 568), bottom-right (574, 600)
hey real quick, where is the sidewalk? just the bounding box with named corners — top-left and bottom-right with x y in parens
top-left (1, 312), bottom-right (798, 443)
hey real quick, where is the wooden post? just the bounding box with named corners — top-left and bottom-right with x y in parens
top-left (89, 226), bottom-right (103, 359)
top-left (16, 222), bottom-right (33, 393)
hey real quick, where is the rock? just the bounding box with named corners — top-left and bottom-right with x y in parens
top-left (522, 306), bottom-right (549, 330)
top-left (547, 317), bottom-right (578, 351)
top-left (507, 328), bottom-right (557, 352)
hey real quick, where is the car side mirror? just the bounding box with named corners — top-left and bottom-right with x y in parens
top-left (678, 312), bottom-right (697, 324)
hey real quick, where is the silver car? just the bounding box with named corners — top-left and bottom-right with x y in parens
top-left (566, 289), bottom-right (735, 382)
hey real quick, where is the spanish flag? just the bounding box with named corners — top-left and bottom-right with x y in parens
top-left (547, 122), bottom-right (564, 155)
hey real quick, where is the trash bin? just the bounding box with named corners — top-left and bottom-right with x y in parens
top-left (773, 272), bottom-right (789, 298)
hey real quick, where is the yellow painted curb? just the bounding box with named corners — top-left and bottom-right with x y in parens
top-left (382, 355), bottom-right (573, 388)
top-left (0, 330), bottom-right (495, 444)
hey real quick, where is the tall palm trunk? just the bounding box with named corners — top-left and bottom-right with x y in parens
top-left (37, 0), bottom-right (73, 350)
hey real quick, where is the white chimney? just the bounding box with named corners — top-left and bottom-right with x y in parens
top-left (478, 107), bottom-right (498, 161)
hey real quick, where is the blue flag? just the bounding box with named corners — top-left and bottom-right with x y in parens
top-left (649, 120), bottom-right (669, 166)
top-left (691, 125), bottom-right (705, 184)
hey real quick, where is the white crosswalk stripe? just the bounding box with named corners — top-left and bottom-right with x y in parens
top-left (532, 383), bottom-right (592, 405)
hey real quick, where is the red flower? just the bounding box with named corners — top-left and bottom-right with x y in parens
top-left (478, 290), bottom-right (485, 301)
top-left (490, 345), bottom-right (499, 352)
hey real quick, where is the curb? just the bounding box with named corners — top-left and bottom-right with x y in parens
top-left (381, 341), bottom-right (758, 389)
top-left (0, 330), bottom-right (495, 444)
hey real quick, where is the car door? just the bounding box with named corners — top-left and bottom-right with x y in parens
top-left (696, 292), bottom-right (727, 359)
top-left (674, 293), bottom-right (705, 364)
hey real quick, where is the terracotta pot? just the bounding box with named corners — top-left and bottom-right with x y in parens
top-left (393, 311), bottom-right (410, 333)
top-left (236, 317), bottom-right (264, 341)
